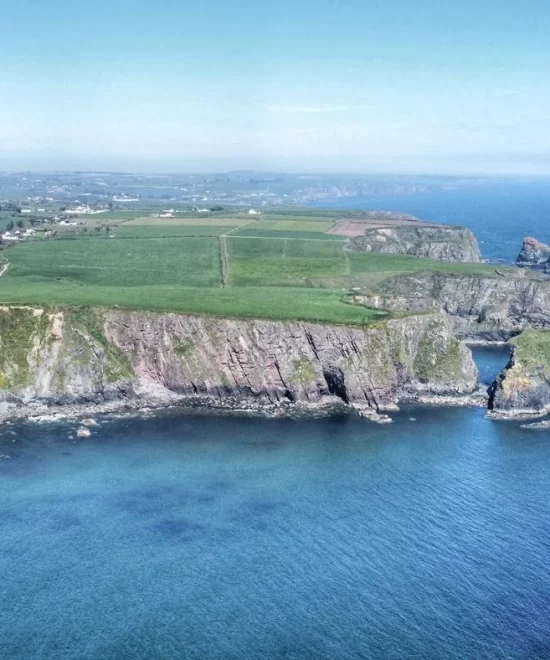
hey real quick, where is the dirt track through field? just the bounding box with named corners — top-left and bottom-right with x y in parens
top-left (219, 236), bottom-right (228, 287)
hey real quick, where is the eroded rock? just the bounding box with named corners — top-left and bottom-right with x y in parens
top-left (516, 236), bottom-right (550, 267)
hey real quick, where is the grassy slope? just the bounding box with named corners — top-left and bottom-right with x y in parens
top-left (0, 281), bottom-right (383, 324)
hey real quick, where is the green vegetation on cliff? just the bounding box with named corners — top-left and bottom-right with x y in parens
top-left (510, 329), bottom-right (550, 376)
top-left (66, 307), bottom-right (133, 383)
top-left (0, 308), bottom-right (50, 388)
top-left (413, 321), bottom-right (465, 382)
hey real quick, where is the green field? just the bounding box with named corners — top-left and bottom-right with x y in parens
top-left (229, 228), bottom-right (346, 241)
top-left (244, 218), bottom-right (336, 232)
top-left (124, 216), bottom-right (251, 227)
top-left (112, 225), bottom-right (237, 238)
top-left (0, 208), bottom-right (504, 325)
top-left (227, 237), bottom-right (348, 287)
top-left (6, 237), bottom-right (221, 287)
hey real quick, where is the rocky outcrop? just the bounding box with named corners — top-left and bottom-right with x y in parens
top-left (349, 225), bottom-right (481, 263)
top-left (0, 306), bottom-right (478, 418)
top-left (489, 329), bottom-right (550, 417)
top-left (0, 306), bottom-right (133, 406)
top-left (516, 236), bottom-right (550, 268)
top-left (350, 270), bottom-right (550, 342)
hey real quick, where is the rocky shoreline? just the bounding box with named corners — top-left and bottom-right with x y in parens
top-left (0, 382), bottom-right (492, 428)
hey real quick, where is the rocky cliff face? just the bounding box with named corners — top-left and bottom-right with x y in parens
top-left (351, 270), bottom-right (550, 342)
top-left (489, 329), bottom-right (550, 417)
top-left (516, 236), bottom-right (550, 268)
top-left (349, 225), bottom-right (481, 263)
top-left (0, 306), bottom-right (478, 417)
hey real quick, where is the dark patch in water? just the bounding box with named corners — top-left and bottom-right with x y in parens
top-left (149, 517), bottom-right (205, 543)
top-left (237, 500), bottom-right (279, 531)
top-left (195, 494), bottom-right (215, 504)
top-left (42, 492), bottom-right (99, 506)
top-left (114, 486), bottom-right (182, 517)
top-left (237, 438), bottom-right (283, 452)
top-left (0, 510), bottom-right (22, 528)
top-left (0, 455), bottom-right (36, 477)
top-left (205, 478), bottom-right (232, 493)
top-left (247, 500), bottom-right (278, 517)
top-left (50, 513), bottom-right (82, 532)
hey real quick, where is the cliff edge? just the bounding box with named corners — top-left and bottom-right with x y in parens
top-left (0, 306), bottom-right (478, 419)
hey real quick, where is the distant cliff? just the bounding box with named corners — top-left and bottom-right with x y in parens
top-left (0, 306), bottom-right (478, 419)
top-left (349, 224), bottom-right (481, 263)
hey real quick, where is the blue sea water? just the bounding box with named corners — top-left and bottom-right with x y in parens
top-left (309, 181), bottom-right (550, 263)
top-left (2, 349), bottom-right (550, 659)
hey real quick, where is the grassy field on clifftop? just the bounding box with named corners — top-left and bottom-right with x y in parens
top-left (0, 208), bottom-right (501, 324)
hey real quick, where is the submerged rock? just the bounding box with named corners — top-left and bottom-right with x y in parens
top-left (76, 427), bottom-right (91, 438)
top-left (520, 420), bottom-right (550, 429)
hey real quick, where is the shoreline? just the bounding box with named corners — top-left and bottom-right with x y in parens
top-left (0, 386), bottom-right (492, 428)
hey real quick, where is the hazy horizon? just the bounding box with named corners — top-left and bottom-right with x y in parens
top-left (2, 0), bottom-right (549, 175)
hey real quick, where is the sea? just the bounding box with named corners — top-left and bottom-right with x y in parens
top-left (2, 181), bottom-right (550, 659)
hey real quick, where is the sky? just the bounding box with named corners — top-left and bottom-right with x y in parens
top-left (1, 0), bottom-right (550, 175)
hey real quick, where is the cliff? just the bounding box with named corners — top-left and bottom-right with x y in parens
top-left (349, 270), bottom-right (550, 342)
top-left (349, 224), bottom-right (481, 263)
top-left (489, 329), bottom-right (550, 417)
top-left (0, 306), bottom-right (478, 419)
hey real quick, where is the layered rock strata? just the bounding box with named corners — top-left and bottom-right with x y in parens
top-left (0, 306), bottom-right (478, 418)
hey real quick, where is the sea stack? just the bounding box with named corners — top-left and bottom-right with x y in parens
top-left (515, 236), bottom-right (550, 267)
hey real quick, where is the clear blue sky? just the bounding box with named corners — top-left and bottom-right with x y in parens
top-left (2, 0), bottom-right (549, 174)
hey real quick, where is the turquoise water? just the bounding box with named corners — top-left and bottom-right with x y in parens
top-left (310, 181), bottom-right (550, 263)
top-left (3, 350), bottom-right (550, 659)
